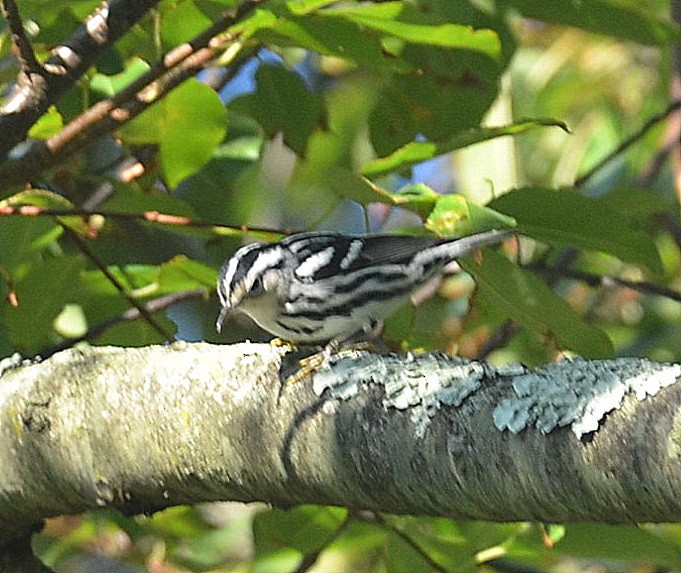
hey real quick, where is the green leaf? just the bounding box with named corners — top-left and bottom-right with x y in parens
top-left (491, 187), bottom-right (663, 273)
top-left (0, 192), bottom-right (66, 269)
top-left (1, 188), bottom-right (74, 210)
top-left (286, 0), bottom-right (338, 15)
top-left (230, 64), bottom-right (326, 155)
top-left (117, 78), bottom-right (228, 187)
top-left (160, 79), bottom-right (228, 188)
top-left (386, 529), bottom-right (448, 573)
top-left (160, 0), bottom-right (212, 48)
top-left (502, 0), bottom-right (681, 45)
top-left (369, 46), bottom-right (502, 156)
top-left (556, 524), bottom-right (681, 567)
top-left (1, 255), bottom-right (85, 353)
top-left (241, 10), bottom-right (407, 70)
top-left (362, 119), bottom-right (569, 177)
top-left (28, 106), bottom-right (63, 139)
top-left (157, 256), bottom-right (217, 291)
top-left (254, 506), bottom-right (347, 556)
top-left (101, 186), bottom-right (197, 217)
top-left (0, 219), bottom-right (62, 270)
top-left (323, 2), bottom-right (501, 57)
top-left (464, 250), bottom-right (613, 358)
top-left (426, 195), bottom-right (517, 236)
top-left (89, 57), bottom-right (150, 97)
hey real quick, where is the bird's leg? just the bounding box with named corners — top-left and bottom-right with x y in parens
top-left (270, 337), bottom-right (296, 351)
top-left (284, 328), bottom-right (380, 385)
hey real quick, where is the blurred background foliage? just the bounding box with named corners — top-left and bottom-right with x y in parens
top-left (2, 0), bottom-right (681, 570)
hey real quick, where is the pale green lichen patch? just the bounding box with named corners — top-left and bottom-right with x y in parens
top-left (313, 352), bottom-right (501, 438)
top-left (493, 358), bottom-right (681, 438)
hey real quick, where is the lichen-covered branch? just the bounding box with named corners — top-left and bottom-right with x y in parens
top-left (0, 343), bottom-right (680, 552)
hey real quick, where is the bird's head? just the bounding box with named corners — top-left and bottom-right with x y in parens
top-left (216, 242), bottom-right (286, 332)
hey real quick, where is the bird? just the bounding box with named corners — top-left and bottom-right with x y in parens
top-left (216, 228), bottom-right (516, 345)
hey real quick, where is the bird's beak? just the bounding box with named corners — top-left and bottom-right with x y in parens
top-left (216, 305), bottom-right (233, 333)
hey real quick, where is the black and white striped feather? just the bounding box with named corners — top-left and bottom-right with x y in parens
top-left (216, 229), bottom-right (515, 344)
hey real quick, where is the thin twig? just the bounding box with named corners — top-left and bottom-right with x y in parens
top-left (575, 100), bottom-right (681, 188)
top-left (368, 512), bottom-right (450, 573)
top-left (39, 288), bottom-right (205, 358)
top-left (0, 0), bottom-right (42, 74)
top-left (0, 204), bottom-right (286, 240)
top-left (290, 512), bottom-right (353, 573)
top-left (62, 227), bottom-right (176, 343)
top-left (528, 263), bottom-right (681, 304)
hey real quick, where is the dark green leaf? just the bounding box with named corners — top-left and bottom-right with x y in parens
top-left (254, 505), bottom-right (347, 556)
top-left (464, 250), bottom-right (613, 358)
top-left (102, 187), bottom-right (197, 217)
top-left (555, 524), bottom-right (681, 567)
top-left (1, 255), bottom-right (84, 353)
top-left (501, 0), bottom-right (681, 45)
top-left (230, 64), bottom-right (326, 155)
top-left (369, 45), bottom-right (502, 155)
top-left (491, 187), bottom-right (663, 273)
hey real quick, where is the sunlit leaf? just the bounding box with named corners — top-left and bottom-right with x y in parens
top-left (322, 2), bottom-right (501, 57)
top-left (160, 80), bottom-right (228, 188)
top-left (28, 106), bottom-right (63, 139)
top-left (362, 119), bottom-right (569, 177)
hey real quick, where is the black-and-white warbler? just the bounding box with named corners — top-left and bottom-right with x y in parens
top-left (216, 228), bottom-right (516, 345)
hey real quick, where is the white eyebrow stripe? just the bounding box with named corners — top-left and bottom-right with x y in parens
top-left (295, 246), bottom-right (335, 278)
top-left (340, 239), bottom-right (363, 269)
top-left (247, 248), bottom-right (284, 282)
top-left (218, 256), bottom-right (241, 304)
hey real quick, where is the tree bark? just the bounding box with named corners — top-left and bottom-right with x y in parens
top-left (0, 342), bottom-right (680, 555)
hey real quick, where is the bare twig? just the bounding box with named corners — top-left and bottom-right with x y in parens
top-left (39, 288), bottom-right (205, 358)
top-left (528, 263), bottom-right (681, 304)
top-left (0, 204), bottom-right (286, 240)
top-left (574, 99), bottom-right (681, 188)
top-left (62, 227), bottom-right (176, 343)
top-left (0, 0), bottom-right (42, 74)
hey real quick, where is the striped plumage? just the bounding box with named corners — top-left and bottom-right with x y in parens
top-left (216, 229), bottom-right (515, 344)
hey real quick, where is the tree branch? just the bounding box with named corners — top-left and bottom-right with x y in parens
top-left (0, 0), bottom-right (261, 194)
top-left (0, 0), bottom-right (42, 74)
top-left (0, 0), bottom-right (161, 160)
top-left (1, 344), bottom-right (680, 551)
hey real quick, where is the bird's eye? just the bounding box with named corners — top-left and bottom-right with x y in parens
top-left (249, 276), bottom-right (265, 297)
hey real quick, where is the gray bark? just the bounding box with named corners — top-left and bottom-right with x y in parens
top-left (0, 342), bottom-right (680, 553)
